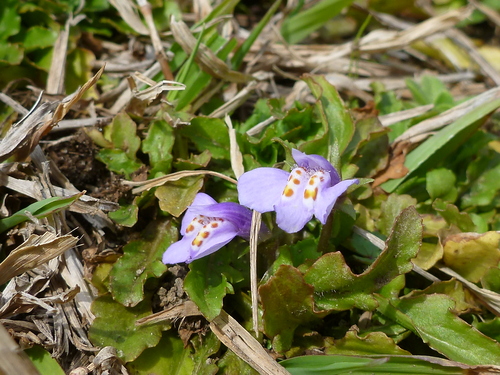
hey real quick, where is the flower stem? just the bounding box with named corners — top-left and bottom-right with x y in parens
top-left (318, 210), bottom-right (335, 254)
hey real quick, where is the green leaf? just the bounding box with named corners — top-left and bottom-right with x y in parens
top-left (25, 345), bottom-right (65, 375)
top-left (89, 294), bottom-right (164, 363)
top-left (97, 148), bottom-right (143, 178)
top-left (109, 219), bottom-right (177, 307)
top-left (304, 207), bottom-right (422, 311)
top-left (178, 117), bottom-right (230, 160)
top-left (378, 194), bottom-right (417, 236)
top-left (260, 264), bottom-right (322, 353)
top-left (0, 194), bottom-right (82, 233)
top-left (127, 330), bottom-right (195, 375)
top-left (0, 42), bottom-right (23, 65)
top-left (381, 97), bottom-right (500, 192)
top-left (23, 26), bottom-right (58, 51)
top-left (426, 168), bottom-right (457, 202)
top-left (173, 150), bottom-right (212, 170)
top-left (155, 175), bottom-right (204, 217)
top-left (218, 349), bottom-right (259, 375)
top-left (462, 156), bottom-right (500, 208)
top-left (325, 331), bottom-right (410, 355)
top-left (104, 113), bottom-right (141, 159)
top-left (183, 250), bottom-right (236, 321)
top-left (190, 330), bottom-right (221, 375)
top-left (281, 0), bottom-right (355, 44)
top-left (0, 0), bottom-right (21, 40)
top-left (379, 294), bottom-right (500, 365)
top-left (302, 74), bottom-right (355, 169)
top-left (432, 199), bottom-right (476, 232)
top-left (281, 354), bottom-right (469, 374)
top-left (108, 201), bottom-right (139, 227)
top-left (142, 118), bottom-right (175, 176)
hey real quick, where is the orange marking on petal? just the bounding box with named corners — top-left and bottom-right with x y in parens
top-left (304, 188), bottom-right (318, 200)
top-left (192, 238), bottom-right (203, 247)
top-left (284, 186), bottom-right (294, 197)
top-left (296, 169), bottom-right (302, 175)
top-left (201, 231), bottom-right (210, 238)
top-left (186, 224), bottom-right (195, 233)
top-left (293, 178), bottom-right (300, 185)
top-left (211, 222), bottom-right (219, 228)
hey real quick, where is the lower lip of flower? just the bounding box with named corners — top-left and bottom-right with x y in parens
top-left (186, 215), bottom-right (224, 249)
top-left (281, 167), bottom-right (327, 206)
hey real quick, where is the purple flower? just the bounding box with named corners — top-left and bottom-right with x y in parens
top-left (237, 149), bottom-right (358, 233)
top-left (162, 193), bottom-right (253, 264)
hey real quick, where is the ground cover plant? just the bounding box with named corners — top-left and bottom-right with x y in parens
top-left (1, 0), bottom-right (500, 374)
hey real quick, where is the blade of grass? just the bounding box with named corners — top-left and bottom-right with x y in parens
top-left (0, 193), bottom-right (83, 233)
top-left (231, 0), bottom-right (283, 70)
top-left (381, 97), bottom-right (500, 192)
top-left (167, 24), bottom-right (205, 103)
top-left (281, 0), bottom-right (355, 44)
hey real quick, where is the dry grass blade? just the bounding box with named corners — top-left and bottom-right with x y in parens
top-left (135, 301), bottom-right (201, 325)
top-left (210, 310), bottom-right (290, 375)
top-left (0, 323), bottom-right (41, 375)
top-left (209, 81), bottom-right (260, 118)
top-left (170, 17), bottom-right (251, 83)
top-left (379, 104), bottom-right (434, 127)
top-left (249, 210), bottom-right (262, 336)
top-left (109, 62), bottom-right (161, 113)
top-left (46, 16), bottom-right (71, 95)
top-left (0, 67), bottom-right (104, 162)
top-left (0, 98), bottom-right (57, 162)
top-left (445, 28), bottom-right (500, 85)
top-left (0, 232), bottom-right (78, 286)
top-left (124, 170), bottom-right (237, 194)
top-left (137, 0), bottom-right (174, 80)
top-left (0, 174), bottom-right (118, 214)
top-left (439, 266), bottom-right (500, 317)
top-left (51, 66), bottom-right (105, 125)
top-left (225, 115), bottom-right (244, 179)
top-left (395, 86), bottom-right (500, 143)
top-left (128, 75), bottom-right (185, 104)
top-left (109, 0), bottom-right (149, 34)
top-left (267, 7), bottom-right (472, 67)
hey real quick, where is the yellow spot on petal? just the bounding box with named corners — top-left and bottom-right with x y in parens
top-left (284, 186), bottom-right (294, 197)
top-left (192, 238), bottom-right (203, 247)
top-left (201, 231), bottom-right (210, 238)
top-left (304, 188), bottom-right (318, 200)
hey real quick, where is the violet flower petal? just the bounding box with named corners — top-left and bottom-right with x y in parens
top-left (274, 166), bottom-right (313, 233)
top-left (237, 167), bottom-right (289, 213)
top-left (187, 219), bottom-right (239, 262)
top-left (314, 179), bottom-right (359, 224)
top-left (180, 193), bottom-right (217, 235)
top-left (163, 217), bottom-right (239, 264)
top-left (291, 149), bottom-right (340, 184)
top-left (188, 202), bottom-right (253, 238)
top-left (162, 237), bottom-right (192, 264)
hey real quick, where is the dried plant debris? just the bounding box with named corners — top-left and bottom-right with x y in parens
top-left (1, 0), bottom-right (500, 374)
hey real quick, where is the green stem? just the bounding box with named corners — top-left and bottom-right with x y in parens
top-left (318, 209), bottom-right (335, 254)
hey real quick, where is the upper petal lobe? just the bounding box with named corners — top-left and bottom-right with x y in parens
top-left (237, 167), bottom-right (289, 213)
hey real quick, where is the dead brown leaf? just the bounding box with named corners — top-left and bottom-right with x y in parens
top-left (0, 232), bottom-right (78, 286)
top-left (372, 141), bottom-right (413, 187)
